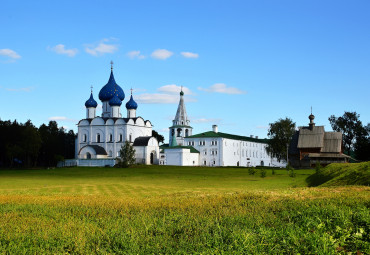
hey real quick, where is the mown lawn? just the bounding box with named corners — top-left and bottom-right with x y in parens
top-left (0, 165), bottom-right (369, 254)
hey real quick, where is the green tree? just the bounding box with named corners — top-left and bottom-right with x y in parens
top-left (266, 117), bottom-right (296, 162)
top-left (328, 111), bottom-right (367, 155)
top-left (118, 141), bottom-right (136, 167)
top-left (152, 130), bottom-right (165, 144)
top-left (354, 123), bottom-right (370, 161)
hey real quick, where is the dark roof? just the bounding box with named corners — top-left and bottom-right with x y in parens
top-left (79, 145), bottom-right (107, 155)
top-left (169, 125), bottom-right (193, 129)
top-left (187, 131), bottom-right (268, 144)
top-left (133, 136), bottom-right (153, 146)
top-left (163, 146), bottom-right (199, 153)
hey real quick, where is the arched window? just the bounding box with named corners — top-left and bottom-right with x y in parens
top-left (109, 134), bottom-right (113, 142)
top-left (171, 129), bottom-right (175, 137)
top-left (185, 129), bottom-right (189, 137)
top-left (86, 152), bottom-right (91, 159)
top-left (83, 134), bottom-right (87, 142)
top-left (97, 134), bottom-right (101, 143)
top-left (129, 134), bottom-right (132, 142)
top-left (177, 128), bottom-right (182, 137)
top-left (119, 134), bottom-right (123, 142)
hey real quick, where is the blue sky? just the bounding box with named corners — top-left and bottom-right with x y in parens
top-left (1, 0), bottom-right (369, 141)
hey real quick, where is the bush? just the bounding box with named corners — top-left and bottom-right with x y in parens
top-left (248, 168), bottom-right (256, 175)
top-left (289, 169), bottom-right (296, 178)
top-left (260, 169), bottom-right (267, 178)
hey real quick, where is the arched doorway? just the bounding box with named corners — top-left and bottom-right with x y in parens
top-left (150, 152), bottom-right (154, 164)
top-left (86, 152), bottom-right (91, 159)
top-left (261, 161), bottom-right (264, 166)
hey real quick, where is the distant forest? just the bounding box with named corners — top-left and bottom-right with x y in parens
top-left (0, 119), bottom-right (76, 168)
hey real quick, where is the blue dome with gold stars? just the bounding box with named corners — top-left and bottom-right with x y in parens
top-left (85, 92), bottom-right (98, 108)
top-left (126, 94), bottom-right (138, 110)
top-left (98, 68), bottom-right (125, 102)
top-left (109, 92), bottom-right (122, 106)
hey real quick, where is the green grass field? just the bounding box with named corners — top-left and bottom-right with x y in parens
top-left (0, 164), bottom-right (369, 254)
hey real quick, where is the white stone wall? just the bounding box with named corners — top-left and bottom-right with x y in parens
top-left (163, 148), bottom-right (199, 166)
top-left (77, 116), bottom-right (153, 161)
top-left (184, 136), bottom-right (284, 167)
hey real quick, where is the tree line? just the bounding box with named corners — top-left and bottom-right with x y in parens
top-left (266, 111), bottom-right (370, 162)
top-left (0, 119), bottom-right (76, 168)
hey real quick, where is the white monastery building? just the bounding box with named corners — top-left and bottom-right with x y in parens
top-left (65, 63), bottom-right (285, 168)
top-left (160, 90), bottom-right (285, 167)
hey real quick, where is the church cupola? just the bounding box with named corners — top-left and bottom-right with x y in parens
top-left (126, 89), bottom-right (138, 118)
top-left (309, 107), bottom-right (315, 130)
top-left (99, 61), bottom-right (125, 117)
top-left (109, 90), bottom-right (122, 118)
top-left (168, 86), bottom-right (193, 146)
top-left (85, 87), bottom-right (98, 119)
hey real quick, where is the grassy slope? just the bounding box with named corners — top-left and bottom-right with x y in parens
top-left (0, 166), bottom-right (369, 254)
top-left (306, 162), bottom-right (370, 187)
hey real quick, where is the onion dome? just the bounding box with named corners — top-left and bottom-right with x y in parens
top-left (109, 91), bottom-right (122, 106)
top-left (126, 92), bottom-right (138, 110)
top-left (98, 65), bottom-right (125, 101)
top-left (85, 92), bottom-right (98, 108)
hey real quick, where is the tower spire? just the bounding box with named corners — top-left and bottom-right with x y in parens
top-left (110, 60), bottom-right (114, 71)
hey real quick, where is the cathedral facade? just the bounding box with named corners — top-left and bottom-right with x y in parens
top-left (74, 64), bottom-right (159, 166)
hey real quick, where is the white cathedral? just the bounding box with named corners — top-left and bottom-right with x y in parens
top-left (70, 64), bottom-right (284, 168)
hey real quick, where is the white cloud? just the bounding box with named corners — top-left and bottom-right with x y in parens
top-left (181, 52), bottom-right (199, 58)
top-left (48, 116), bottom-right (77, 122)
top-left (157, 84), bottom-right (193, 95)
top-left (127, 50), bottom-right (145, 59)
top-left (85, 39), bottom-right (118, 56)
top-left (0, 49), bottom-right (21, 60)
top-left (151, 49), bottom-right (173, 60)
top-left (198, 83), bottom-right (246, 94)
top-left (256, 125), bottom-right (269, 130)
top-left (192, 118), bottom-right (222, 124)
top-left (50, 44), bottom-right (78, 57)
top-left (5, 86), bottom-right (34, 92)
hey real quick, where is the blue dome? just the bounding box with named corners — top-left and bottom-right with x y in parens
top-left (85, 92), bottom-right (98, 108)
top-left (98, 70), bottom-right (125, 101)
top-left (109, 92), bottom-right (122, 106)
top-left (126, 94), bottom-right (138, 110)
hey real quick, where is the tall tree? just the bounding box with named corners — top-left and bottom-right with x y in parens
top-left (266, 117), bottom-right (296, 162)
top-left (118, 141), bottom-right (136, 167)
top-left (328, 111), bottom-right (367, 154)
top-left (354, 123), bottom-right (370, 161)
top-left (152, 130), bottom-right (165, 144)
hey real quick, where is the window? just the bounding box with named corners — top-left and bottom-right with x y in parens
top-left (97, 133), bottom-right (101, 143)
top-left (129, 134), bottom-right (132, 142)
top-left (203, 160), bottom-right (207, 166)
top-left (213, 161), bottom-right (216, 165)
top-left (109, 134), bottom-right (113, 142)
top-left (119, 134), bottom-right (123, 142)
top-left (185, 129), bottom-right (189, 137)
top-left (83, 134), bottom-right (87, 142)
top-left (177, 128), bottom-right (182, 137)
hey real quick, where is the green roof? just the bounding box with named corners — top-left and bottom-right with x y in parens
top-left (163, 146), bottom-right (200, 153)
top-left (187, 131), bottom-right (269, 144)
top-left (169, 125), bottom-right (193, 129)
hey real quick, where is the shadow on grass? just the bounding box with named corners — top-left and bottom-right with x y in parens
top-left (305, 173), bottom-right (333, 187)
